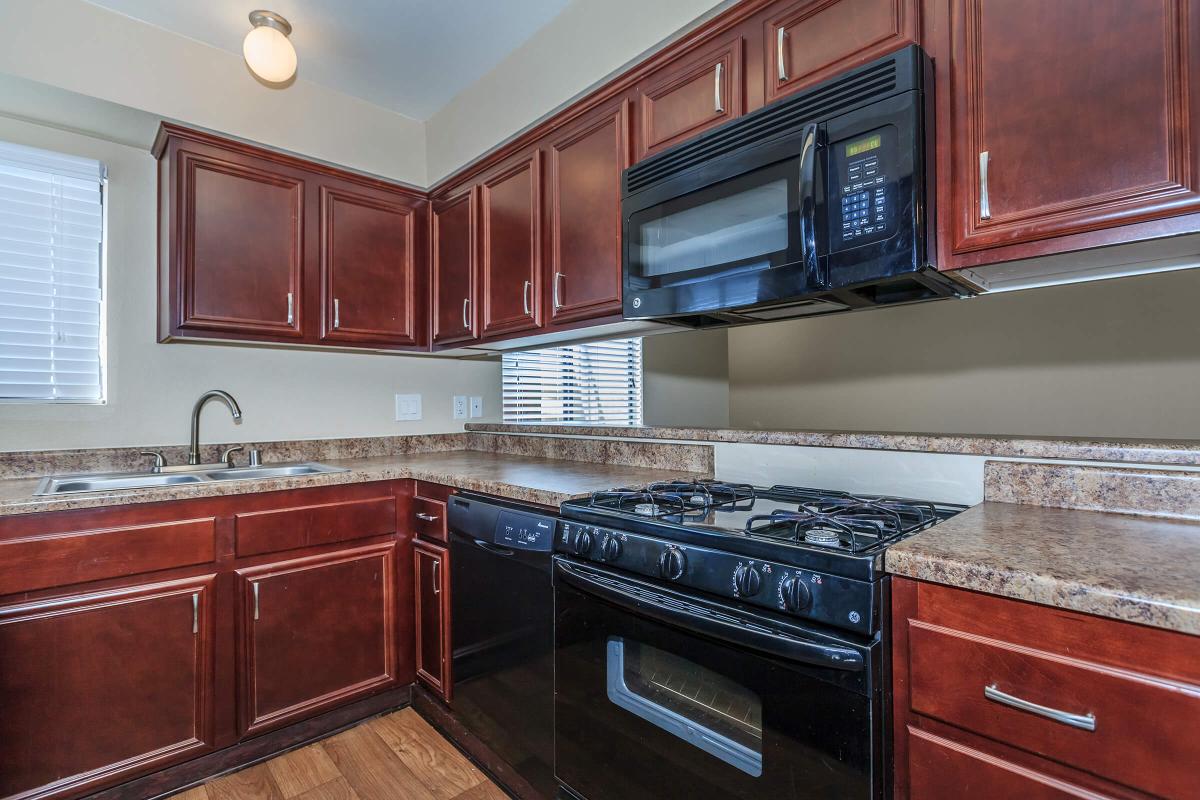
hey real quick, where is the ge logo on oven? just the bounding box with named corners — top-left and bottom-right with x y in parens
top-left (632, 297), bottom-right (642, 308)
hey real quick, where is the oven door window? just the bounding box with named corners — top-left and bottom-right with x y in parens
top-left (607, 637), bottom-right (762, 776)
top-left (627, 158), bottom-right (801, 289)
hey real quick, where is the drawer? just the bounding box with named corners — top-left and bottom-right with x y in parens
top-left (0, 517), bottom-right (217, 595)
top-left (908, 620), bottom-right (1200, 799)
top-left (235, 496), bottom-right (396, 557)
top-left (413, 496), bottom-right (448, 542)
top-left (907, 727), bottom-right (1115, 799)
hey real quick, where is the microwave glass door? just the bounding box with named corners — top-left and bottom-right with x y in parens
top-left (626, 158), bottom-right (803, 289)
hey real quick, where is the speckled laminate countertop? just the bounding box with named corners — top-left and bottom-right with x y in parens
top-left (886, 502), bottom-right (1200, 635)
top-left (0, 451), bottom-right (710, 516)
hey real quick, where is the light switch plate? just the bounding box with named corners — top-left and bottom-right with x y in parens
top-left (469, 396), bottom-right (483, 418)
top-left (395, 394), bottom-right (422, 421)
top-left (452, 395), bottom-right (468, 419)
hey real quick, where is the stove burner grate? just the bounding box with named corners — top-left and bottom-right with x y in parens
top-left (588, 480), bottom-right (756, 519)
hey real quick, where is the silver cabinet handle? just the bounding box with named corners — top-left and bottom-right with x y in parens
top-left (333, 297), bottom-right (340, 329)
top-left (286, 292), bottom-right (294, 325)
top-left (523, 280), bottom-right (532, 315)
top-left (462, 297), bottom-right (471, 331)
top-left (432, 560), bottom-right (441, 595)
top-left (714, 62), bottom-right (724, 113)
top-left (553, 272), bottom-right (565, 310)
top-left (416, 512), bottom-right (440, 522)
top-left (979, 151), bottom-right (991, 220)
top-left (192, 592), bottom-right (199, 634)
top-left (777, 27), bottom-right (788, 82)
top-left (252, 582), bottom-right (260, 621)
top-left (984, 684), bottom-right (1095, 731)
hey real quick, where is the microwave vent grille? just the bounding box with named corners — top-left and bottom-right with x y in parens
top-left (625, 58), bottom-right (901, 194)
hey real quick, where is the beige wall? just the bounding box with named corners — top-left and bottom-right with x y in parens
top-left (0, 111), bottom-right (498, 453)
top-left (727, 268), bottom-right (1200, 439)
top-left (425, 0), bottom-right (731, 182)
top-left (0, 0), bottom-right (428, 185)
top-left (643, 329), bottom-right (730, 427)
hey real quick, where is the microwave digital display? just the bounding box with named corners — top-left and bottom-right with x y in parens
top-left (845, 134), bottom-right (882, 157)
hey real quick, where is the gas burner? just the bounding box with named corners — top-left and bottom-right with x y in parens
top-left (634, 503), bottom-right (664, 516)
top-left (645, 480), bottom-right (757, 511)
top-left (803, 527), bottom-right (844, 547)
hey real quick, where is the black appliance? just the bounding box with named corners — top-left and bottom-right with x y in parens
top-left (620, 45), bottom-right (969, 328)
top-left (447, 493), bottom-right (558, 798)
top-left (553, 481), bottom-right (967, 800)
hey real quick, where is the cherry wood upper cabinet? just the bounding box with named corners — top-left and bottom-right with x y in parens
top-left (155, 124), bottom-right (428, 352)
top-left (0, 577), bottom-right (216, 800)
top-left (431, 186), bottom-right (478, 345)
top-left (763, 0), bottom-right (919, 104)
top-left (545, 99), bottom-right (631, 325)
top-left (164, 143), bottom-right (305, 340)
top-left (944, 0), bottom-right (1200, 258)
top-left (236, 543), bottom-right (398, 738)
top-left (636, 32), bottom-right (745, 161)
top-left (479, 151), bottom-right (542, 338)
top-left (414, 540), bottom-right (450, 700)
top-left (318, 183), bottom-right (426, 347)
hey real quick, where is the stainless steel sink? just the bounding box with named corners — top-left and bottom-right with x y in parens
top-left (34, 462), bottom-right (348, 496)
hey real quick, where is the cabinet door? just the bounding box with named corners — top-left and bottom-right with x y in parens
top-left (480, 152), bottom-right (542, 337)
top-left (636, 33), bottom-right (743, 161)
top-left (949, 0), bottom-right (1200, 255)
top-left (318, 184), bottom-right (425, 347)
top-left (0, 577), bottom-right (216, 800)
top-left (431, 187), bottom-right (478, 345)
top-left (764, 0), bottom-right (919, 104)
top-left (175, 148), bottom-right (304, 338)
top-left (546, 99), bottom-right (630, 325)
top-left (414, 541), bottom-right (450, 699)
top-left (238, 543), bottom-right (397, 737)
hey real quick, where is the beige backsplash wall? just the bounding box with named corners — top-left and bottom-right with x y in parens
top-left (727, 267), bottom-right (1200, 439)
top-left (642, 329), bottom-right (731, 428)
top-left (0, 114), bottom-right (499, 454)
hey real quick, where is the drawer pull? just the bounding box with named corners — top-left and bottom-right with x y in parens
top-left (416, 512), bottom-right (440, 522)
top-left (984, 684), bottom-right (1095, 732)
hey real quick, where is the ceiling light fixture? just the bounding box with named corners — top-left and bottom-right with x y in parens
top-left (243, 10), bottom-right (297, 83)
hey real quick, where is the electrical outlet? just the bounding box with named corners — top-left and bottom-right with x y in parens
top-left (469, 396), bottom-right (483, 418)
top-left (394, 394), bottom-right (422, 421)
top-left (452, 395), bottom-right (468, 419)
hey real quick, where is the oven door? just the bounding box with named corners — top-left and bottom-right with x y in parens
top-left (621, 123), bottom-right (825, 321)
top-left (553, 558), bottom-right (881, 800)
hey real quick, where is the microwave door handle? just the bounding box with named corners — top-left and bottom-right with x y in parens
top-left (554, 559), bottom-right (863, 672)
top-left (797, 122), bottom-right (821, 287)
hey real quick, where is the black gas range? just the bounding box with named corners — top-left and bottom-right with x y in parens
top-left (551, 479), bottom-right (966, 800)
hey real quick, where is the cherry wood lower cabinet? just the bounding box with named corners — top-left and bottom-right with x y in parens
top-left (0, 480), bottom-right (415, 800)
top-left (892, 577), bottom-right (1200, 799)
top-left (0, 577), bottom-right (216, 800)
top-left (414, 540), bottom-right (451, 700)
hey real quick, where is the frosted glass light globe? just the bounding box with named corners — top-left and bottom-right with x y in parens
top-left (243, 23), bottom-right (297, 83)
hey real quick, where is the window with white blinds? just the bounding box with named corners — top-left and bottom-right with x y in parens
top-left (502, 337), bottom-right (643, 425)
top-left (0, 140), bottom-right (105, 403)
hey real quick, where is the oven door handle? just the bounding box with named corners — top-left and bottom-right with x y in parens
top-left (797, 122), bottom-right (822, 288)
top-left (555, 559), bottom-right (864, 672)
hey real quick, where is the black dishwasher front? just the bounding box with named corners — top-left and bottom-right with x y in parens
top-left (447, 492), bottom-right (557, 798)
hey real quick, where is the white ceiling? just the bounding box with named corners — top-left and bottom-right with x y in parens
top-left (82, 0), bottom-right (572, 120)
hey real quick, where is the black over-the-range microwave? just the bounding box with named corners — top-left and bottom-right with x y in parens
top-left (621, 45), bottom-right (972, 327)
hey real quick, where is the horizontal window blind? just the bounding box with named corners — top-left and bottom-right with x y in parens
top-left (503, 337), bottom-right (643, 425)
top-left (0, 139), bottom-right (105, 402)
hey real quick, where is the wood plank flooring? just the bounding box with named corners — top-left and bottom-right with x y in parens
top-left (169, 709), bottom-right (508, 800)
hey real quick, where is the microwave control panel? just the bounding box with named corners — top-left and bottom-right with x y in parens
top-left (830, 126), bottom-right (897, 248)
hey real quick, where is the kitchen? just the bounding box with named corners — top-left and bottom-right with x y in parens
top-left (0, 1), bottom-right (1196, 799)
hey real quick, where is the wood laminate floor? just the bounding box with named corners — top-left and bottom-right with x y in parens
top-left (168, 709), bottom-right (508, 800)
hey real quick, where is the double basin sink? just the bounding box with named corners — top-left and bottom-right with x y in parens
top-left (35, 462), bottom-right (348, 497)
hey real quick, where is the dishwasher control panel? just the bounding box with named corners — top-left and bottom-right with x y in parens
top-left (447, 494), bottom-right (558, 552)
top-left (496, 510), bottom-right (557, 551)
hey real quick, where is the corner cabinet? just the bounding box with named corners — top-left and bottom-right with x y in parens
top-left (154, 124), bottom-right (428, 351)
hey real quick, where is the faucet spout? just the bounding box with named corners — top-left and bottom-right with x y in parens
top-left (189, 390), bottom-right (243, 465)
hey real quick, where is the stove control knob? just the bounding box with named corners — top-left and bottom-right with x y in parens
top-left (599, 532), bottom-right (623, 561)
top-left (658, 546), bottom-right (686, 581)
top-left (780, 575), bottom-right (813, 612)
top-left (733, 564), bottom-right (762, 597)
top-left (572, 528), bottom-right (594, 556)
